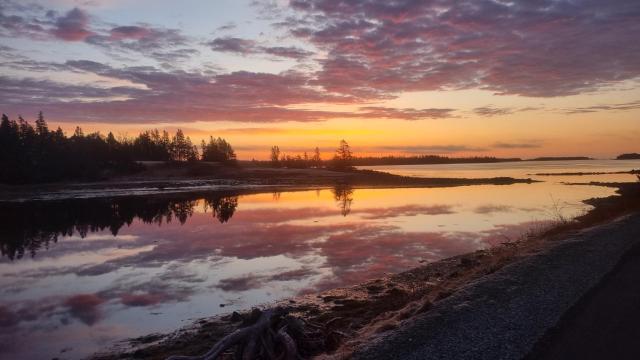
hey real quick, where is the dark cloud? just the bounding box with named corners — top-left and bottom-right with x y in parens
top-left (216, 22), bottom-right (237, 31)
top-left (0, 44), bottom-right (15, 57)
top-left (358, 106), bottom-right (455, 120)
top-left (473, 106), bottom-right (514, 117)
top-left (87, 26), bottom-right (193, 63)
top-left (564, 100), bottom-right (640, 114)
top-left (374, 145), bottom-right (487, 154)
top-left (208, 36), bottom-right (313, 59)
top-left (0, 305), bottom-right (19, 328)
top-left (262, 45), bottom-right (313, 59)
top-left (1, 59), bottom-right (462, 123)
top-left (288, 0), bottom-right (640, 97)
top-left (0, 75), bottom-right (147, 105)
top-left (51, 7), bottom-right (92, 41)
top-left (0, 59), bottom-right (68, 73)
top-left (0, 60), bottom-right (358, 122)
top-left (4, 0), bottom-right (636, 124)
top-left (0, 1), bottom-right (50, 40)
top-left (492, 142), bottom-right (542, 149)
top-left (109, 25), bottom-right (152, 40)
top-left (0, 3), bottom-right (194, 64)
top-left (208, 36), bottom-right (256, 54)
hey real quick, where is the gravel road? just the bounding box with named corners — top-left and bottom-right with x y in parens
top-left (354, 213), bottom-right (640, 360)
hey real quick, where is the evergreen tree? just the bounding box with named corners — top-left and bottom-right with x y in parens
top-left (73, 126), bottom-right (84, 138)
top-left (312, 147), bottom-right (322, 168)
top-left (0, 114), bottom-right (239, 183)
top-left (201, 136), bottom-right (236, 163)
top-left (35, 111), bottom-right (48, 137)
top-left (270, 146), bottom-right (281, 167)
top-left (331, 140), bottom-right (353, 170)
top-left (169, 129), bottom-right (198, 161)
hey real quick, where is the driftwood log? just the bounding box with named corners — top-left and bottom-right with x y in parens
top-left (166, 307), bottom-right (319, 360)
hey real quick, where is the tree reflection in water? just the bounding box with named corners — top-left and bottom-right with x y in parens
top-left (0, 186), bottom-right (355, 260)
top-left (332, 184), bottom-right (354, 216)
top-left (0, 194), bottom-right (238, 260)
top-left (203, 196), bottom-right (238, 224)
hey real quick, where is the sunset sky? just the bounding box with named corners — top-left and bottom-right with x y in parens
top-left (1, 0), bottom-right (639, 159)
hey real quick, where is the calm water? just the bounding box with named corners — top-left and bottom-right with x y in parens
top-left (359, 159), bottom-right (640, 183)
top-left (1, 160), bottom-right (639, 359)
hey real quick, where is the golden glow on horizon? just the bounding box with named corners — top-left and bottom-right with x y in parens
top-left (47, 86), bottom-right (640, 160)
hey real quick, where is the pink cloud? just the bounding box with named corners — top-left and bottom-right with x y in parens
top-left (50, 8), bottom-right (93, 41)
top-left (120, 293), bottom-right (165, 307)
top-left (289, 0), bottom-right (640, 97)
top-left (64, 294), bottom-right (105, 325)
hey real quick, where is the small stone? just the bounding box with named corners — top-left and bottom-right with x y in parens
top-left (230, 311), bottom-right (242, 322)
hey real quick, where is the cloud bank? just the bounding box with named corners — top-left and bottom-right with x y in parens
top-left (1, 0), bottom-right (640, 123)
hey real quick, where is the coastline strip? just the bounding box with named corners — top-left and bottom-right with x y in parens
top-left (354, 213), bottom-right (640, 360)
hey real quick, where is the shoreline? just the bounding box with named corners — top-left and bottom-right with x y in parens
top-left (0, 166), bottom-right (535, 202)
top-left (356, 212), bottom-right (640, 359)
top-left (89, 181), bottom-right (640, 359)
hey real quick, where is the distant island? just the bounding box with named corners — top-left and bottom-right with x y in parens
top-left (617, 153), bottom-right (640, 160)
top-left (348, 155), bottom-right (594, 166)
top-left (349, 155), bottom-right (522, 166)
top-left (525, 156), bottom-right (593, 161)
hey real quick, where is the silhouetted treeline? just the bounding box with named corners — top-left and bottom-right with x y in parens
top-left (0, 112), bottom-right (138, 183)
top-left (256, 145), bottom-right (524, 169)
top-left (201, 136), bottom-right (236, 163)
top-left (267, 145), bottom-right (322, 169)
top-left (263, 140), bottom-right (353, 170)
top-left (0, 113), bottom-right (236, 184)
top-left (131, 129), bottom-right (236, 163)
top-left (616, 153), bottom-right (640, 160)
top-left (0, 193), bottom-right (238, 260)
top-left (350, 155), bottom-right (523, 166)
top-left (251, 154), bottom-right (521, 167)
top-left (525, 156), bottom-right (592, 161)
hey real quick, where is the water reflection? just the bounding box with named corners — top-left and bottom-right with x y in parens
top-left (0, 182), bottom-right (617, 359)
top-left (332, 184), bottom-right (354, 216)
top-left (0, 194), bottom-right (239, 260)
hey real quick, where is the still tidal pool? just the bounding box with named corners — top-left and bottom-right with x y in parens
top-left (0, 160), bottom-right (638, 359)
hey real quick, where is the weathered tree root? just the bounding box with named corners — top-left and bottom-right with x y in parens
top-left (166, 308), bottom-right (301, 360)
